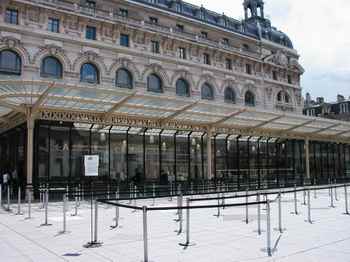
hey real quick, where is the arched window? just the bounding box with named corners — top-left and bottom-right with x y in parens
top-left (116, 68), bottom-right (133, 89)
top-left (176, 78), bottom-right (190, 97)
top-left (0, 50), bottom-right (21, 75)
top-left (80, 63), bottom-right (99, 84)
top-left (40, 56), bottom-right (63, 79)
top-left (285, 93), bottom-right (291, 103)
top-left (201, 83), bottom-right (214, 100)
top-left (147, 74), bottom-right (162, 93)
top-left (245, 90), bottom-right (255, 106)
top-left (277, 91), bottom-right (283, 102)
top-left (224, 87), bottom-right (236, 104)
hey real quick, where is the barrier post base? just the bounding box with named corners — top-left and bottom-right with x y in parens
top-left (179, 242), bottom-right (196, 249)
top-left (84, 241), bottom-right (103, 248)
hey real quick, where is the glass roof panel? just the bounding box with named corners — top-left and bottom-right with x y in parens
top-left (174, 113), bottom-right (222, 123)
top-left (116, 106), bottom-right (172, 118)
top-left (293, 126), bottom-right (319, 133)
top-left (189, 103), bottom-right (232, 115)
top-left (126, 97), bottom-right (188, 110)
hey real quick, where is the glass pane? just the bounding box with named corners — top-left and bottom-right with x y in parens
top-left (38, 125), bottom-right (49, 182)
top-left (147, 74), bottom-right (162, 93)
top-left (91, 129), bottom-right (109, 179)
top-left (49, 126), bottom-right (70, 180)
top-left (128, 132), bottom-right (144, 185)
top-left (71, 125), bottom-right (90, 182)
top-left (110, 128), bottom-right (127, 183)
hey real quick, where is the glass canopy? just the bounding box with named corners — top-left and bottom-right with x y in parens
top-left (0, 80), bottom-right (349, 142)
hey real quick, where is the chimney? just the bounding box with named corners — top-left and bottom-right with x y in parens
top-left (337, 94), bottom-right (345, 103)
top-left (316, 97), bottom-right (324, 104)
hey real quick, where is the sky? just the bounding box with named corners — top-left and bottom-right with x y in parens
top-left (184, 0), bottom-right (350, 102)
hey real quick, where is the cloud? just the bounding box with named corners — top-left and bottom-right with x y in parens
top-left (184, 0), bottom-right (350, 101)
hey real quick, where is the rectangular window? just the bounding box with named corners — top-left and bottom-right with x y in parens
top-left (149, 17), bottom-right (158, 24)
top-left (225, 58), bottom-right (232, 70)
top-left (120, 8), bottom-right (128, 17)
top-left (86, 26), bottom-right (96, 40)
top-left (340, 103), bottom-right (348, 114)
top-left (5, 8), bottom-right (18, 25)
top-left (176, 24), bottom-right (184, 32)
top-left (246, 64), bottom-right (252, 75)
top-left (48, 18), bottom-right (60, 33)
top-left (120, 34), bottom-right (129, 47)
top-left (203, 53), bottom-right (210, 65)
top-left (151, 40), bottom-right (160, 54)
top-left (178, 47), bottom-right (186, 59)
top-left (201, 31), bottom-right (208, 39)
top-left (272, 71), bottom-right (278, 80)
top-left (86, 0), bottom-right (96, 10)
top-left (287, 74), bottom-right (292, 84)
top-left (222, 38), bottom-right (229, 46)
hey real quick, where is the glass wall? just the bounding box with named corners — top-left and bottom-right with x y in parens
top-left (30, 120), bottom-right (350, 189)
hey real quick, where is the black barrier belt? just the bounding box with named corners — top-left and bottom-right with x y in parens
top-left (83, 183), bottom-right (349, 203)
top-left (189, 183), bottom-right (350, 202)
top-left (97, 198), bottom-right (269, 211)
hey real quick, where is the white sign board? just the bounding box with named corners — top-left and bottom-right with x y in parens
top-left (84, 155), bottom-right (99, 177)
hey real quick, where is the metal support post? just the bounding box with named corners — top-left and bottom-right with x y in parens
top-left (0, 184), bottom-right (2, 207)
top-left (94, 200), bottom-right (98, 243)
top-left (152, 183), bottom-right (155, 206)
top-left (245, 188), bottom-right (249, 224)
top-left (277, 192), bottom-right (283, 233)
top-left (16, 187), bottom-right (23, 215)
top-left (330, 186), bottom-right (335, 208)
top-left (180, 198), bottom-right (195, 247)
top-left (293, 184), bottom-right (299, 215)
top-left (178, 194), bottom-right (183, 234)
top-left (26, 189), bottom-right (31, 219)
top-left (307, 190), bottom-right (312, 223)
top-left (142, 206), bottom-right (149, 262)
top-left (60, 194), bottom-right (68, 233)
top-left (214, 193), bottom-right (220, 217)
top-left (41, 189), bottom-right (52, 226)
top-left (111, 199), bottom-right (119, 229)
top-left (6, 185), bottom-right (10, 211)
top-left (257, 193), bottom-right (261, 235)
top-left (266, 200), bottom-right (272, 256)
top-left (335, 184), bottom-right (338, 201)
top-left (303, 189), bottom-right (306, 205)
top-left (344, 184), bottom-right (349, 215)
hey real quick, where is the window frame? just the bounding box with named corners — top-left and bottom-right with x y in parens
top-left (0, 50), bottom-right (22, 75)
top-left (178, 47), bottom-right (186, 60)
top-left (40, 56), bottom-right (63, 79)
top-left (116, 68), bottom-right (133, 89)
top-left (201, 83), bottom-right (214, 100)
top-left (224, 87), bottom-right (236, 104)
top-left (147, 73), bottom-right (163, 93)
top-left (176, 78), bottom-right (190, 97)
top-left (151, 40), bottom-right (160, 54)
top-left (80, 63), bottom-right (100, 84)
top-left (86, 25), bottom-right (97, 40)
top-left (203, 53), bottom-right (211, 65)
top-left (245, 91), bottom-right (255, 107)
top-left (120, 34), bottom-right (130, 47)
top-left (48, 17), bottom-right (60, 33)
top-left (5, 8), bottom-right (18, 25)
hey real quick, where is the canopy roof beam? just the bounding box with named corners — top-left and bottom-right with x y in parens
top-left (310, 123), bottom-right (342, 135)
top-left (103, 93), bottom-right (137, 120)
top-left (212, 108), bottom-right (247, 126)
top-left (284, 119), bottom-right (315, 132)
top-left (160, 101), bottom-right (199, 122)
top-left (251, 115), bottom-right (285, 129)
top-left (31, 82), bottom-right (55, 115)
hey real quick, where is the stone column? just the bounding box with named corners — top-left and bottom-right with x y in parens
top-left (305, 139), bottom-right (310, 181)
top-left (207, 129), bottom-right (213, 180)
top-left (26, 117), bottom-right (35, 194)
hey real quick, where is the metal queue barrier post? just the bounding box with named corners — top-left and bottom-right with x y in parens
top-left (214, 192), bottom-right (220, 217)
top-left (344, 184), bottom-right (349, 215)
top-left (293, 184), bottom-right (299, 215)
top-left (84, 199), bottom-right (102, 248)
top-left (72, 188), bottom-right (79, 216)
top-left (179, 198), bottom-right (195, 247)
top-left (302, 189), bottom-right (306, 205)
top-left (59, 193), bottom-right (68, 234)
top-left (128, 184), bottom-right (132, 204)
top-left (142, 206), bottom-right (149, 262)
top-left (132, 186), bottom-right (138, 213)
top-left (330, 185), bottom-right (335, 208)
top-left (16, 186), bottom-right (23, 215)
top-left (275, 192), bottom-right (284, 233)
top-left (266, 199), bottom-right (272, 256)
top-left (26, 189), bottom-right (32, 219)
top-left (6, 185), bottom-right (11, 211)
top-left (41, 189), bottom-right (52, 226)
top-left (245, 188), bottom-right (249, 224)
top-left (335, 180), bottom-right (338, 201)
top-left (257, 192), bottom-right (261, 235)
top-left (0, 184), bottom-right (2, 208)
top-left (152, 184), bottom-right (156, 206)
top-left (307, 189), bottom-right (312, 224)
top-left (178, 193), bottom-right (183, 234)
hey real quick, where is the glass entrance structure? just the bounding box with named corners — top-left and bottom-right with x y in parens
top-left (0, 80), bottom-right (349, 193)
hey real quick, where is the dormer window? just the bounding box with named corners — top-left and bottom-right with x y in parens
top-left (201, 31), bottom-right (208, 39)
top-left (222, 38), bottom-right (229, 46)
top-left (149, 17), bottom-right (158, 24)
top-left (176, 24), bottom-right (184, 32)
top-left (120, 8), bottom-right (128, 18)
top-left (272, 71), bottom-right (278, 80)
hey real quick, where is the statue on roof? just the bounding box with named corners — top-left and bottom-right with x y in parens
top-left (243, 0), bottom-right (265, 19)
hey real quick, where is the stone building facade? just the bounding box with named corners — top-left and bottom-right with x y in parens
top-left (0, 0), bottom-right (304, 113)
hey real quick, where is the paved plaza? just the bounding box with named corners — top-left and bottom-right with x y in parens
top-left (1, 189), bottom-right (350, 262)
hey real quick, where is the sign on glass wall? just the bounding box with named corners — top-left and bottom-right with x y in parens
top-left (84, 155), bottom-right (99, 176)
